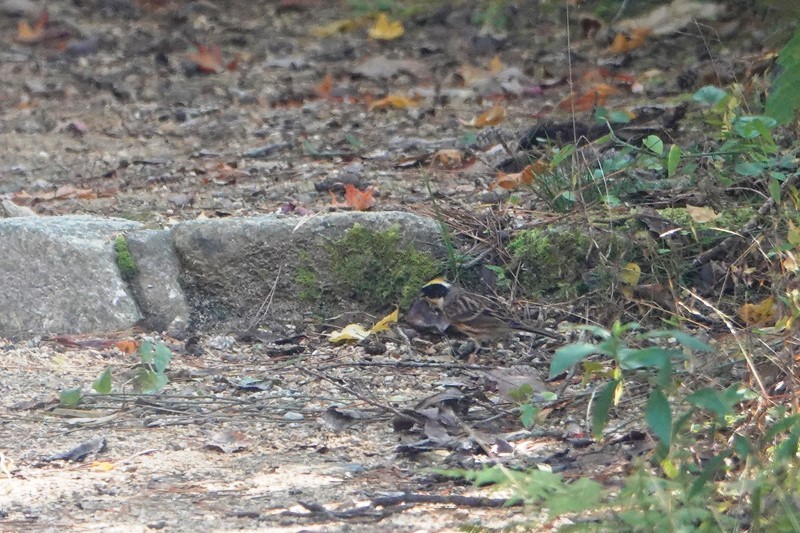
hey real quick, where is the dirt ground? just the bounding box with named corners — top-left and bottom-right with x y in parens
top-left (0, 0), bottom-right (774, 530)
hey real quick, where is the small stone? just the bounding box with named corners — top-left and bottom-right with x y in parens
top-left (283, 411), bottom-right (304, 421)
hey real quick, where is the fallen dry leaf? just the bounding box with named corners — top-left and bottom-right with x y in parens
top-left (368, 94), bottom-right (418, 111)
top-left (608, 28), bottom-right (651, 54)
top-left (316, 73), bottom-right (334, 98)
top-left (460, 105), bottom-right (506, 128)
top-left (493, 160), bottom-right (548, 190)
top-left (559, 83), bottom-right (619, 112)
top-left (330, 184), bottom-right (375, 211)
top-left (310, 18), bottom-right (360, 38)
top-left (489, 54), bottom-right (503, 73)
top-left (16, 9), bottom-right (48, 44)
top-left (368, 13), bottom-right (404, 40)
top-left (328, 323), bottom-right (370, 343)
top-left (686, 204), bottom-right (719, 223)
top-left (431, 149), bottom-right (463, 168)
top-left (186, 44), bottom-right (224, 74)
top-left (738, 296), bottom-right (777, 327)
top-left (115, 340), bottom-right (140, 354)
top-left (370, 308), bottom-right (399, 333)
top-left (344, 183), bottom-right (375, 210)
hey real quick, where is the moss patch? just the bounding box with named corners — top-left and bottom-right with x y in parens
top-left (295, 254), bottom-right (322, 304)
top-left (508, 227), bottom-right (591, 297)
top-left (328, 223), bottom-right (440, 309)
top-left (114, 235), bottom-right (138, 282)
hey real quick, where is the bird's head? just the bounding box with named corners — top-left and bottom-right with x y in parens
top-left (420, 278), bottom-right (452, 309)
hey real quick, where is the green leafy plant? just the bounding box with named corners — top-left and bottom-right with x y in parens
top-left (549, 321), bottom-right (715, 445)
top-left (766, 25), bottom-right (800, 125)
top-left (134, 341), bottom-right (173, 394)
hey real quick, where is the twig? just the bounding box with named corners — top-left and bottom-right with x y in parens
top-left (317, 361), bottom-right (496, 371)
top-left (250, 265), bottom-right (281, 329)
top-left (299, 368), bottom-right (410, 419)
top-left (684, 288), bottom-right (769, 398)
top-left (370, 492), bottom-right (520, 508)
top-left (693, 174), bottom-right (799, 266)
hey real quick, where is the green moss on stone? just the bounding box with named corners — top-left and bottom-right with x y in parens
top-left (329, 223), bottom-right (440, 309)
top-left (114, 235), bottom-right (138, 282)
top-left (295, 255), bottom-right (322, 304)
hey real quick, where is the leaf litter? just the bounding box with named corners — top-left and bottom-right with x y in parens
top-left (0, 0), bottom-right (785, 529)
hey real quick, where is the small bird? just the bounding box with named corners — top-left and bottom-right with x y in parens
top-left (419, 278), bottom-right (560, 343)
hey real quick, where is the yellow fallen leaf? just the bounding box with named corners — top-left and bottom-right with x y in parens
top-left (368, 94), bottom-right (417, 111)
top-left (489, 54), bottom-right (503, 73)
top-left (311, 18), bottom-right (359, 38)
top-left (738, 296), bottom-right (777, 327)
top-left (686, 205), bottom-right (719, 223)
top-left (368, 13), bottom-right (404, 40)
top-left (91, 461), bottom-right (115, 472)
top-left (328, 324), bottom-right (370, 343)
top-left (370, 308), bottom-right (399, 333)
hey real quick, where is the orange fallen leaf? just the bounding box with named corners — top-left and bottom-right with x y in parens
top-left (559, 83), bottom-right (618, 112)
top-left (368, 94), bottom-right (417, 111)
top-left (186, 44), bottom-right (224, 74)
top-left (493, 160), bottom-right (548, 190)
top-left (344, 183), bottom-right (375, 210)
top-left (316, 73), bottom-right (333, 98)
top-left (608, 28), bottom-right (651, 54)
top-left (460, 105), bottom-right (506, 128)
top-left (368, 13), bottom-right (404, 40)
top-left (16, 9), bottom-right (48, 44)
top-left (330, 184), bottom-right (375, 211)
top-left (431, 149), bottom-right (463, 168)
top-left (115, 340), bottom-right (140, 354)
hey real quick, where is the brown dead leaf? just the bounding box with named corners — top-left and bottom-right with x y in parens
top-left (489, 54), bottom-right (503, 73)
top-left (686, 204), bottom-right (719, 223)
top-left (738, 297), bottom-right (778, 327)
top-left (186, 44), bottom-right (224, 74)
top-left (316, 73), bottom-right (333, 98)
top-left (206, 162), bottom-right (251, 185)
top-left (16, 9), bottom-right (48, 44)
top-left (431, 149), bottom-right (463, 168)
top-left (16, 185), bottom-right (97, 202)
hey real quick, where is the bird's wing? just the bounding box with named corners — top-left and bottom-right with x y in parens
top-left (447, 291), bottom-right (494, 323)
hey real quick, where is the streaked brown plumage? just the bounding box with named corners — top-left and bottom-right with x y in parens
top-left (420, 278), bottom-right (560, 342)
